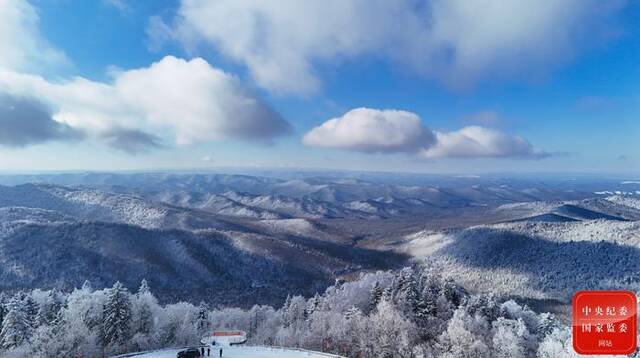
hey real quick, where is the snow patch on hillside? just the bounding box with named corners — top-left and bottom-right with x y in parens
top-left (402, 230), bottom-right (453, 256)
top-left (255, 219), bottom-right (317, 237)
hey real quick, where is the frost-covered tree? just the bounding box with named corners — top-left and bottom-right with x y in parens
top-left (158, 302), bottom-right (199, 347)
top-left (0, 263), bottom-right (570, 358)
top-left (36, 289), bottom-right (64, 327)
top-left (0, 296), bottom-right (31, 349)
top-left (305, 293), bottom-right (321, 319)
top-left (438, 307), bottom-right (490, 358)
top-left (0, 293), bottom-right (7, 330)
top-left (368, 282), bottom-right (383, 313)
top-left (196, 301), bottom-right (209, 334)
top-left (536, 327), bottom-right (579, 358)
top-left (23, 293), bottom-right (38, 332)
top-left (369, 298), bottom-right (415, 358)
top-left (391, 267), bottom-right (419, 316)
top-left (491, 317), bottom-right (529, 358)
top-left (101, 281), bottom-right (132, 350)
top-left (57, 285), bottom-right (104, 356)
top-left (138, 279), bottom-right (151, 296)
top-left (278, 295), bottom-right (308, 347)
top-left (130, 280), bottom-right (160, 351)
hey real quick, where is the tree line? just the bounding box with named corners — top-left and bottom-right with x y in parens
top-left (0, 264), bottom-right (589, 357)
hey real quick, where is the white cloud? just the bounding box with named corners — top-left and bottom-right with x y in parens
top-left (420, 126), bottom-right (548, 159)
top-left (0, 56), bottom-right (291, 152)
top-left (158, 0), bottom-right (624, 94)
top-left (302, 108), bottom-right (435, 153)
top-left (0, 1), bottom-right (289, 153)
top-left (114, 56), bottom-right (291, 145)
top-left (303, 108), bottom-right (547, 159)
top-left (0, 0), bottom-right (69, 72)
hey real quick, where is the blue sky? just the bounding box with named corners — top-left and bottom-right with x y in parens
top-left (0, 0), bottom-right (638, 173)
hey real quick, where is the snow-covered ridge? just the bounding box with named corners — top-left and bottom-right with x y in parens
top-left (0, 184), bottom-right (243, 231)
top-left (606, 195), bottom-right (640, 210)
top-left (494, 196), bottom-right (640, 222)
top-left (51, 186), bottom-right (170, 228)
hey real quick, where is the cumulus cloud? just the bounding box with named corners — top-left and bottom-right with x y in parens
top-left (0, 56), bottom-right (291, 150)
top-left (0, 93), bottom-right (81, 147)
top-left (303, 108), bottom-right (548, 159)
top-left (420, 126), bottom-right (549, 159)
top-left (302, 108), bottom-right (435, 153)
top-left (0, 0), bottom-right (69, 72)
top-left (115, 56), bottom-right (291, 145)
top-left (157, 0), bottom-right (624, 94)
top-left (0, 1), bottom-right (289, 153)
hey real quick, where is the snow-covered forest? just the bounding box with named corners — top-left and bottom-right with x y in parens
top-left (0, 264), bottom-right (584, 358)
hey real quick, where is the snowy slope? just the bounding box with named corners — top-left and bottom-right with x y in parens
top-left (400, 220), bottom-right (640, 302)
top-left (0, 184), bottom-right (261, 233)
top-left (124, 346), bottom-right (343, 358)
top-left (0, 186), bottom-right (404, 305)
top-left (493, 197), bottom-right (637, 222)
top-left (0, 220), bottom-right (334, 306)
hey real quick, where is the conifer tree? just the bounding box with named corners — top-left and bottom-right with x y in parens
top-left (368, 282), bottom-right (383, 313)
top-left (23, 293), bottom-right (38, 331)
top-left (101, 281), bottom-right (132, 348)
top-left (305, 293), bottom-right (321, 319)
top-left (134, 279), bottom-right (156, 335)
top-left (0, 296), bottom-right (31, 349)
top-left (196, 301), bottom-right (209, 334)
top-left (36, 289), bottom-right (64, 326)
top-left (281, 295), bottom-right (293, 328)
top-left (138, 279), bottom-right (151, 296)
top-left (82, 280), bottom-right (93, 291)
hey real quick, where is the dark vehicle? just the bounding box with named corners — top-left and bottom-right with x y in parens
top-left (177, 348), bottom-right (201, 358)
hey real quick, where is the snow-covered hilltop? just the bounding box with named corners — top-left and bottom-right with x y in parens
top-left (399, 218), bottom-right (640, 306)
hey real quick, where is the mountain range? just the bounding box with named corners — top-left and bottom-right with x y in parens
top-left (0, 172), bottom-right (638, 310)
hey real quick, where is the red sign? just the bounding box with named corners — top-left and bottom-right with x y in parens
top-left (573, 290), bottom-right (637, 355)
top-left (212, 331), bottom-right (243, 337)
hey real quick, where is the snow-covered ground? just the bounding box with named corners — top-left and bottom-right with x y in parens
top-left (123, 346), bottom-right (342, 358)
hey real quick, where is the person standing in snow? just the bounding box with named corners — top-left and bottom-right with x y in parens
top-left (219, 348), bottom-right (223, 357)
top-left (207, 347), bottom-right (210, 356)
